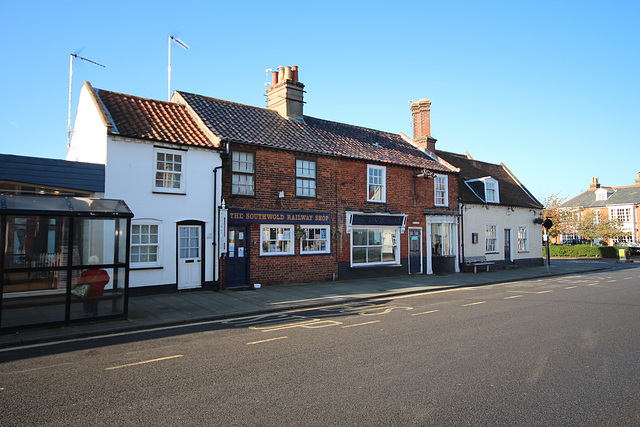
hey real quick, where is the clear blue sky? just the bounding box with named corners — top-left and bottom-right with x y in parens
top-left (2, 0), bottom-right (638, 202)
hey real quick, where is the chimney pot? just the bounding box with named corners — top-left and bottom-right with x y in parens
top-left (267, 65), bottom-right (304, 119)
top-left (411, 98), bottom-right (434, 151)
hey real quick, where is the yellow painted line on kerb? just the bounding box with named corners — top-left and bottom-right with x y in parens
top-left (462, 301), bottom-right (486, 307)
top-left (504, 295), bottom-right (522, 299)
top-left (411, 310), bottom-right (439, 316)
top-left (247, 336), bottom-right (288, 345)
top-left (106, 355), bottom-right (183, 370)
top-left (342, 320), bottom-right (381, 328)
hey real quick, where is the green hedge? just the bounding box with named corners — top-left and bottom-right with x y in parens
top-left (549, 245), bottom-right (628, 259)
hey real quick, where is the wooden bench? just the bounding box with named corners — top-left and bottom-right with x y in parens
top-left (464, 256), bottom-right (495, 273)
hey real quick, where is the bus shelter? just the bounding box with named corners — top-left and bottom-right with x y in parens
top-left (1, 194), bottom-right (133, 331)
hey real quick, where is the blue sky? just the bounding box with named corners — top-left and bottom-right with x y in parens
top-left (2, 0), bottom-right (638, 202)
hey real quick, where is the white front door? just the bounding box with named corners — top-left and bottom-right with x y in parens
top-left (178, 225), bottom-right (201, 289)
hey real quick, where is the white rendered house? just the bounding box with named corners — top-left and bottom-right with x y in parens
top-left (68, 82), bottom-right (223, 291)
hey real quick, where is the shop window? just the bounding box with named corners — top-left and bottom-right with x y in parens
top-left (300, 226), bottom-right (330, 254)
top-left (261, 225), bottom-right (294, 255)
top-left (431, 223), bottom-right (454, 256)
top-left (351, 228), bottom-right (398, 265)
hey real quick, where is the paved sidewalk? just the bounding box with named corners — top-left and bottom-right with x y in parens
top-left (0, 259), bottom-right (633, 349)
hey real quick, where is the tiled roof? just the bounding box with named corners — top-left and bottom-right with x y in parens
top-left (0, 154), bottom-right (104, 192)
top-left (94, 89), bottom-right (215, 148)
top-left (560, 185), bottom-right (640, 208)
top-left (177, 92), bottom-right (452, 172)
top-left (436, 150), bottom-right (542, 208)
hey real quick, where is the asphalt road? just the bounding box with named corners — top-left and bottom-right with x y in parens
top-left (1, 266), bottom-right (639, 426)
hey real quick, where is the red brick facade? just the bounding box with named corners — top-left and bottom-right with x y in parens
top-left (220, 143), bottom-right (459, 288)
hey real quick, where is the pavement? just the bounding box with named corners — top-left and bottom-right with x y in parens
top-left (1, 258), bottom-right (636, 349)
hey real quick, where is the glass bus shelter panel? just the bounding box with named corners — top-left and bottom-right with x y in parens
top-left (3, 215), bottom-right (70, 282)
top-left (68, 267), bottom-right (125, 320)
top-left (2, 272), bottom-right (67, 329)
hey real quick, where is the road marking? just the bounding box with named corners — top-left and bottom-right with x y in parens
top-left (250, 319), bottom-right (342, 332)
top-left (463, 301), bottom-right (486, 307)
top-left (106, 354), bottom-right (183, 371)
top-left (342, 320), bottom-right (380, 328)
top-left (504, 295), bottom-right (522, 299)
top-left (247, 336), bottom-right (288, 345)
top-left (411, 310), bottom-right (439, 316)
top-left (607, 280), bottom-right (616, 283)
top-left (565, 286), bottom-right (577, 289)
top-left (536, 290), bottom-right (553, 294)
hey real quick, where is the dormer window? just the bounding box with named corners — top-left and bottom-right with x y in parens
top-left (595, 188), bottom-right (608, 201)
top-left (482, 178), bottom-right (499, 203)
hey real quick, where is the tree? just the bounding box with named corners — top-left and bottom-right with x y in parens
top-left (541, 193), bottom-right (573, 240)
top-left (569, 210), bottom-right (630, 245)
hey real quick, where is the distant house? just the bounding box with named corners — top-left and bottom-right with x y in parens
top-left (433, 151), bottom-right (544, 270)
top-left (558, 175), bottom-right (640, 245)
top-left (68, 82), bottom-right (223, 292)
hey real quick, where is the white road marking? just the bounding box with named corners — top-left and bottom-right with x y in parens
top-left (106, 354), bottom-right (183, 370)
top-left (342, 320), bottom-right (381, 328)
top-left (247, 336), bottom-right (288, 345)
top-left (411, 310), bottom-right (439, 316)
top-left (462, 301), bottom-right (486, 307)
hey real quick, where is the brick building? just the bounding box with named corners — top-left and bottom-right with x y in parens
top-left (175, 66), bottom-right (460, 288)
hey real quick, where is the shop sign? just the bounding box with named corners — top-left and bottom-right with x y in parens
top-left (228, 209), bottom-right (331, 225)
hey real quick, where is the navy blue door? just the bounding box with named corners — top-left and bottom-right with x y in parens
top-left (226, 226), bottom-right (249, 288)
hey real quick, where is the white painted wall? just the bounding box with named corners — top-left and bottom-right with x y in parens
top-left (105, 138), bottom-right (221, 288)
top-left (461, 204), bottom-right (543, 262)
top-left (66, 84), bottom-right (108, 164)
top-left (66, 85), bottom-right (223, 289)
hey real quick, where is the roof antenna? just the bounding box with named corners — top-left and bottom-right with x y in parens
top-left (68, 52), bottom-right (105, 147)
top-left (168, 35), bottom-right (190, 101)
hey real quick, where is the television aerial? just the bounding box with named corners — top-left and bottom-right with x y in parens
top-left (168, 35), bottom-right (190, 101)
top-left (68, 52), bottom-right (105, 146)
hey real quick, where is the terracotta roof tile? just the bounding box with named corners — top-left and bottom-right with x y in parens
top-left (95, 89), bottom-right (215, 148)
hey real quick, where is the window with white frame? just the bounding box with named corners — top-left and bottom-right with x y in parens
top-left (517, 225), bottom-right (528, 252)
top-left (486, 223), bottom-right (498, 253)
top-left (300, 225), bottom-right (330, 254)
top-left (154, 149), bottom-right (184, 193)
top-left (484, 178), bottom-right (499, 203)
top-left (131, 221), bottom-right (160, 267)
top-left (367, 165), bottom-right (386, 202)
top-left (352, 228), bottom-right (399, 265)
top-left (611, 207), bottom-right (631, 222)
top-left (296, 159), bottom-right (317, 197)
top-left (434, 174), bottom-right (448, 206)
top-left (431, 223), bottom-right (455, 256)
top-left (260, 225), bottom-right (294, 255)
top-left (232, 151), bottom-right (255, 196)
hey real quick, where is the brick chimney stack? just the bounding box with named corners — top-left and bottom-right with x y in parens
top-left (635, 172), bottom-right (640, 186)
top-left (590, 177), bottom-right (601, 189)
top-left (266, 65), bottom-right (305, 119)
top-left (411, 98), bottom-right (437, 152)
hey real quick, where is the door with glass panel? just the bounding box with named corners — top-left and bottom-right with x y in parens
top-left (178, 225), bottom-right (201, 290)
